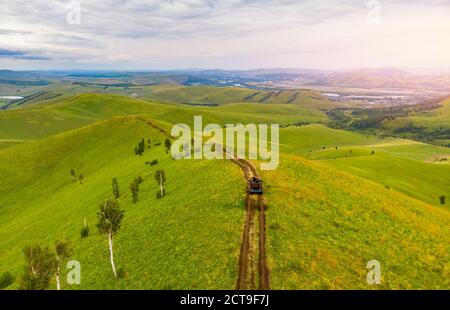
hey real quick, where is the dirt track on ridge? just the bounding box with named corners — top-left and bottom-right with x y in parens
top-left (134, 117), bottom-right (269, 290)
top-left (231, 158), bottom-right (270, 290)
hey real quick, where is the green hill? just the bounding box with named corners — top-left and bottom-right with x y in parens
top-left (382, 97), bottom-right (450, 146)
top-left (0, 94), bottom-right (170, 140)
top-left (141, 85), bottom-right (335, 109)
top-left (279, 124), bottom-right (450, 206)
top-left (0, 93), bottom-right (328, 145)
top-left (264, 154), bottom-right (449, 289)
top-left (0, 93), bottom-right (448, 289)
top-left (0, 116), bottom-right (244, 289)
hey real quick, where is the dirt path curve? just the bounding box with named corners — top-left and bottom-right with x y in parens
top-left (134, 117), bottom-right (173, 139)
top-left (133, 117), bottom-right (269, 290)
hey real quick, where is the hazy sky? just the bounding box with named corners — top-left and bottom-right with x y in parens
top-left (0, 0), bottom-right (449, 70)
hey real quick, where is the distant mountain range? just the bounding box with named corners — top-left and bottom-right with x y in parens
top-left (1, 68), bottom-right (449, 92)
top-left (312, 68), bottom-right (450, 91)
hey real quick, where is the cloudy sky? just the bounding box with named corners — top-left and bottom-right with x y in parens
top-left (0, 0), bottom-right (449, 70)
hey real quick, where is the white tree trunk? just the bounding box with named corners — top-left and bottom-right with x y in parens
top-left (159, 174), bottom-right (163, 196)
top-left (108, 231), bottom-right (117, 278)
top-left (30, 248), bottom-right (36, 276)
top-left (56, 260), bottom-right (61, 290)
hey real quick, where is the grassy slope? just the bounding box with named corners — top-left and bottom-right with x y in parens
top-left (0, 94), bottom-right (175, 140)
top-left (0, 116), bottom-right (244, 289)
top-left (279, 125), bottom-right (450, 206)
top-left (0, 93), bottom-right (328, 144)
top-left (280, 124), bottom-right (381, 155)
top-left (264, 154), bottom-right (449, 289)
top-left (382, 98), bottom-right (450, 143)
top-left (324, 150), bottom-right (450, 206)
top-left (1, 115), bottom-right (448, 289)
top-left (0, 93), bottom-right (449, 289)
top-left (141, 85), bottom-right (334, 108)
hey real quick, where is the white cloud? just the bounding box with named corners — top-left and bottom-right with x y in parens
top-left (0, 0), bottom-right (449, 69)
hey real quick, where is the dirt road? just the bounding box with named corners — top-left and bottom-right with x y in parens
top-left (231, 158), bottom-right (270, 290)
top-left (134, 117), bottom-right (270, 289)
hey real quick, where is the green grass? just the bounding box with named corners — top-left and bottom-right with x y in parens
top-left (279, 125), bottom-right (450, 206)
top-left (141, 85), bottom-right (334, 109)
top-left (381, 98), bottom-right (450, 145)
top-left (263, 154), bottom-right (449, 289)
top-left (0, 116), bottom-right (244, 289)
top-left (0, 93), bottom-right (328, 144)
top-left (0, 92), bottom-right (449, 289)
top-left (279, 124), bottom-right (381, 155)
top-left (0, 94), bottom-right (169, 140)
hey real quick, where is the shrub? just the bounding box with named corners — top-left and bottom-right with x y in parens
top-left (80, 225), bottom-right (90, 238)
top-left (19, 245), bottom-right (54, 290)
top-left (439, 196), bottom-right (446, 205)
top-left (130, 181), bottom-right (139, 203)
top-left (156, 190), bottom-right (166, 199)
top-left (135, 138), bottom-right (145, 156)
top-left (164, 138), bottom-right (171, 151)
top-left (70, 169), bottom-right (76, 181)
top-left (0, 272), bottom-right (14, 289)
top-left (150, 159), bottom-right (158, 166)
top-left (112, 178), bottom-right (120, 199)
top-left (137, 176), bottom-right (143, 184)
top-left (117, 268), bottom-right (127, 279)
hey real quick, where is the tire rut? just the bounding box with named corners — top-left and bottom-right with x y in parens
top-left (232, 157), bottom-right (270, 290)
top-left (134, 117), bottom-right (270, 290)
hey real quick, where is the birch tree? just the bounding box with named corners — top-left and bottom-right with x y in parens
top-left (70, 169), bottom-right (76, 181)
top-left (53, 240), bottom-right (73, 290)
top-left (96, 199), bottom-right (124, 278)
top-left (20, 245), bottom-right (55, 290)
top-left (164, 138), bottom-right (171, 153)
top-left (112, 178), bottom-right (120, 199)
top-left (154, 169), bottom-right (166, 198)
top-left (130, 179), bottom-right (139, 203)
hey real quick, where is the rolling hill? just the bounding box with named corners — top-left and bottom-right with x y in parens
top-left (279, 124), bottom-right (450, 206)
top-left (0, 116), bottom-right (244, 289)
top-left (381, 97), bottom-right (450, 146)
top-left (139, 85), bottom-right (336, 109)
top-left (0, 93), bottom-right (448, 289)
